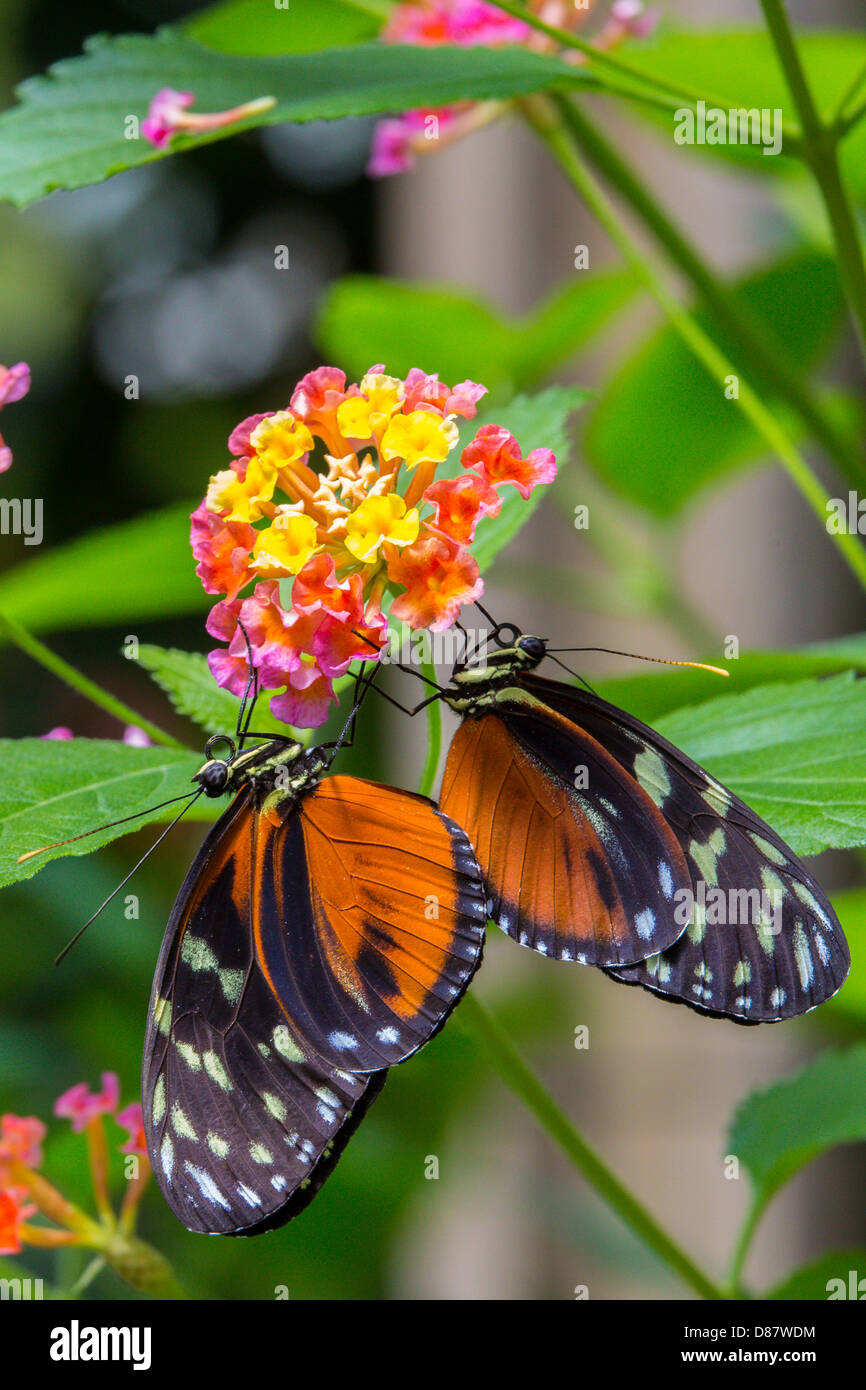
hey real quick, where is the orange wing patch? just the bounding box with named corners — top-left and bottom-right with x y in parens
top-left (440, 709), bottom-right (691, 966)
top-left (291, 776), bottom-right (487, 1071)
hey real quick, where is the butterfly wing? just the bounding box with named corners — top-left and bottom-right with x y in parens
top-left (522, 673), bottom-right (850, 1021)
top-left (440, 693), bottom-right (692, 966)
top-left (143, 787), bottom-right (385, 1236)
top-left (257, 776), bottom-right (487, 1072)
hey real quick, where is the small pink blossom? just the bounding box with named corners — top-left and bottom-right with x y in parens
top-left (0, 1115), bottom-right (46, 1179)
top-left (141, 88), bottom-right (277, 151)
top-left (42, 727), bottom-right (74, 740)
top-left (122, 725), bottom-right (153, 747)
top-left (115, 1103), bottom-right (147, 1158)
top-left (54, 1073), bottom-right (120, 1132)
top-left (462, 424), bottom-right (557, 499)
top-left (0, 360), bottom-right (30, 474)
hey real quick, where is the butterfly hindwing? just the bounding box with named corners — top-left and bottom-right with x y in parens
top-left (522, 673), bottom-right (850, 1021)
top-left (143, 788), bottom-right (385, 1236)
top-left (440, 693), bottom-right (692, 966)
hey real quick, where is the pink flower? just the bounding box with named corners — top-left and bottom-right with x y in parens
top-left (0, 1188), bottom-right (36, 1256)
top-left (367, 108), bottom-right (459, 178)
top-left (42, 727), bottom-right (74, 740)
top-left (402, 368), bottom-right (487, 420)
top-left (424, 472), bottom-right (501, 544)
top-left (0, 1116), bottom-right (46, 1180)
top-left (269, 669), bottom-right (336, 730)
top-left (115, 1104), bottom-right (147, 1158)
top-left (0, 360), bottom-right (30, 474)
top-left (389, 534), bottom-right (483, 632)
top-left (383, 0), bottom-right (529, 46)
top-left (190, 501), bottom-right (256, 600)
top-left (462, 424), bottom-right (557, 499)
top-left (141, 88), bottom-right (277, 151)
top-left (228, 412), bottom-right (275, 461)
top-left (54, 1073), bottom-right (120, 1132)
top-left (122, 726), bottom-right (152, 747)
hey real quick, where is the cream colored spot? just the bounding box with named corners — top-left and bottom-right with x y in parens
top-left (633, 746), bottom-right (671, 808)
top-left (152, 1074), bottom-right (166, 1125)
top-left (733, 959), bottom-right (752, 987)
top-left (207, 1132), bottom-right (229, 1158)
top-left (176, 1042), bottom-right (202, 1072)
top-left (171, 1103), bottom-right (198, 1140)
top-left (263, 1093), bottom-right (287, 1122)
top-left (273, 1025), bottom-right (304, 1063)
top-left (152, 996), bottom-right (171, 1036)
top-left (250, 1142), bottom-right (273, 1165)
top-left (181, 935), bottom-right (218, 972)
top-left (203, 1050), bottom-right (232, 1091)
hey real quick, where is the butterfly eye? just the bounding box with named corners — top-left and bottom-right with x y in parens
top-left (193, 760), bottom-right (230, 796)
top-left (517, 635), bottom-right (546, 662)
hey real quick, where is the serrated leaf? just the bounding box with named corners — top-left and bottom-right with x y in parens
top-left (136, 644), bottom-right (283, 738)
top-left (316, 270), bottom-right (636, 393)
top-left (655, 673), bottom-right (866, 857)
top-left (729, 1044), bottom-right (866, 1207)
top-left (766, 1250), bottom-right (866, 1301)
top-left (0, 739), bottom-right (219, 890)
top-left (458, 387), bottom-right (588, 574)
top-left (0, 501), bottom-right (205, 637)
top-left (0, 30), bottom-right (587, 207)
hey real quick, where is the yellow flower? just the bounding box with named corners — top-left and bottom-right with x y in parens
top-left (250, 511), bottom-right (321, 578)
top-left (337, 374), bottom-right (403, 443)
top-left (251, 411), bottom-right (314, 470)
top-left (205, 456), bottom-right (278, 523)
top-left (344, 494), bottom-right (420, 562)
top-left (380, 410), bottom-right (459, 470)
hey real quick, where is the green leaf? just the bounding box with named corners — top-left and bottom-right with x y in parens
top-left (766, 1250), bottom-right (866, 1301)
top-left (316, 270), bottom-right (636, 393)
top-left (0, 501), bottom-right (205, 637)
top-left (729, 1044), bottom-right (866, 1208)
top-left (655, 673), bottom-right (866, 856)
top-left (459, 386), bottom-right (588, 574)
top-left (0, 739), bottom-right (218, 890)
top-left (594, 632), bottom-right (866, 724)
top-left (136, 644), bottom-right (288, 739)
top-left (0, 30), bottom-right (587, 208)
top-left (585, 250), bottom-right (846, 514)
top-left (187, 0), bottom-right (384, 56)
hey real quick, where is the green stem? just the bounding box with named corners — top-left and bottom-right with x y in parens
top-left (521, 95), bottom-right (866, 595)
top-left (488, 0), bottom-right (802, 147)
top-left (725, 1194), bottom-right (766, 1297)
top-left (760, 0), bottom-right (866, 369)
top-left (459, 991), bottom-right (725, 1299)
top-left (0, 611), bottom-right (186, 750)
top-left (556, 97), bottom-right (865, 490)
top-left (416, 656), bottom-right (442, 798)
top-left (830, 59), bottom-right (866, 128)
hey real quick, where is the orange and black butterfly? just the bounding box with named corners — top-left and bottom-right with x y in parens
top-left (412, 618), bottom-right (849, 1024)
top-left (141, 723), bottom-right (487, 1235)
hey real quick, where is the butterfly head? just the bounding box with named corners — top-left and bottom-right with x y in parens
top-left (192, 735), bottom-right (318, 803)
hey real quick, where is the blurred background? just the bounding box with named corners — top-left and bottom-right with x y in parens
top-left (0, 0), bottom-right (864, 1299)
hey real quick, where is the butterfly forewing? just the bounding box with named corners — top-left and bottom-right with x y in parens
top-left (522, 673), bottom-right (850, 1021)
top-left (143, 787), bottom-right (386, 1236)
top-left (440, 695), bottom-right (692, 966)
top-left (258, 776), bottom-right (487, 1072)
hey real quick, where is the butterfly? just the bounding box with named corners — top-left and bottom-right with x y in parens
top-left (142, 724), bottom-right (487, 1235)
top-left (418, 619), bottom-right (849, 1024)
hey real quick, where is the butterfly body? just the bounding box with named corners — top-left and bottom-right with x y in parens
top-left (143, 733), bottom-right (487, 1235)
top-left (437, 632), bottom-right (849, 1022)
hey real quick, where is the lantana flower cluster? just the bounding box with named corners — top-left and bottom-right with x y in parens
top-left (0, 1074), bottom-right (159, 1282)
top-left (369, 0), bottom-right (658, 177)
top-left (194, 364), bottom-right (556, 728)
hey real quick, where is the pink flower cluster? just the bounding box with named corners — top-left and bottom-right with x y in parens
top-left (194, 364), bottom-right (556, 729)
top-left (369, 0), bottom-right (658, 176)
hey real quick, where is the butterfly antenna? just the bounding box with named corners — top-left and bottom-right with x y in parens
top-left (548, 647), bottom-right (730, 678)
top-left (236, 619), bottom-right (262, 744)
top-left (17, 790), bottom-right (202, 865)
top-left (54, 789), bottom-right (205, 966)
